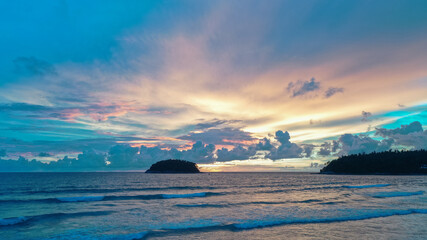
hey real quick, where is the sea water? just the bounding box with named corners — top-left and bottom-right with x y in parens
top-left (0, 172), bottom-right (426, 239)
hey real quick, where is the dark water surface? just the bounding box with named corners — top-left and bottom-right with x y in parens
top-left (0, 172), bottom-right (426, 239)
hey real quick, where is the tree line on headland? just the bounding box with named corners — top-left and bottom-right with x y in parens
top-left (320, 149), bottom-right (427, 174)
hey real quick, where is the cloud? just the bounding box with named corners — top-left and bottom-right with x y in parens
top-left (324, 87), bottom-right (344, 98)
top-left (13, 57), bottom-right (57, 76)
top-left (0, 136), bottom-right (155, 155)
top-left (0, 102), bottom-right (144, 122)
top-left (287, 78), bottom-right (320, 97)
top-left (181, 141), bottom-right (216, 163)
top-left (317, 141), bottom-right (339, 156)
top-left (216, 145), bottom-right (256, 162)
top-left (287, 78), bottom-right (344, 99)
top-left (107, 145), bottom-right (140, 168)
top-left (376, 121), bottom-right (423, 136)
top-left (0, 140), bottom-right (217, 171)
top-left (255, 137), bottom-right (275, 151)
top-left (266, 130), bottom-right (303, 159)
top-left (302, 144), bottom-right (315, 157)
top-left (375, 121), bottom-right (427, 149)
top-left (178, 128), bottom-right (255, 146)
top-left (361, 111), bottom-right (372, 122)
top-left (317, 121), bottom-right (426, 157)
top-left (337, 133), bottom-right (394, 156)
top-left (193, 119), bottom-right (241, 130)
top-left (38, 152), bottom-right (52, 157)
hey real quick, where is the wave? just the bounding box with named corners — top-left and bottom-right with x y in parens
top-left (0, 192), bottom-right (220, 204)
top-left (162, 192), bottom-right (207, 199)
top-left (258, 185), bottom-right (340, 194)
top-left (136, 208), bottom-right (427, 238)
top-left (0, 217), bottom-right (28, 226)
top-left (343, 184), bottom-right (390, 188)
top-left (0, 211), bottom-right (113, 227)
top-left (57, 196), bottom-right (105, 202)
top-left (176, 203), bottom-right (227, 208)
top-left (100, 231), bottom-right (148, 240)
top-left (370, 191), bottom-right (424, 198)
top-left (176, 199), bottom-right (323, 208)
top-left (232, 208), bottom-right (427, 229)
top-left (24, 186), bottom-right (219, 195)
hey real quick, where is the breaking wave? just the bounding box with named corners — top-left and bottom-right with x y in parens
top-left (0, 217), bottom-right (28, 226)
top-left (370, 191), bottom-right (424, 198)
top-left (162, 192), bottom-right (208, 198)
top-left (0, 211), bottom-right (113, 227)
top-left (57, 196), bottom-right (105, 202)
top-left (232, 209), bottom-right (427, 229)
top-left (0, 192), bottom-right (220, 204)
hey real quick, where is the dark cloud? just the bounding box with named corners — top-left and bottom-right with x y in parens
top-left (318, 142), bottom-right (332, 156)
top-left (317, 121), bottom-right (426, 157)
top-left (107, 145), bottom-right (140, 168)
top-left (376, 121), bottom-right (423, 136)
top-left (337, 134), bottom-right (394, 156)
top-left (302, 144), bottom-right (315, 157)
top-left (193, 119), bottom-right (241, 130)
top-left (0, 103), bottom-right (49, 112)
top-left (361, 111), bottom-right (372, 121)
top-left (287, 78), bottom-right (320, 97)
top-left (287, 78), bottom-right (344, 98)
top-left (317, 141), bottom-right (339, 156)
top-left (1, 121), bottom-right (424, 171)
top-left (255, 137), bottom-right (274, 151)
top-left (38, 152), bottom-right (52, 157)
top-left (13, 57), bottom-right (57, 76)
top-left (0, 102), bottom-right (141, 122)
top-left (324, 87), bottom-right (344, 98)
top-left (0, 136), bottom-right (155, 155)
top-left (178, 127), bottom-right (255, 146)
top-left (0, 141), bottom-right (217, 171)
top-left (266, 130), bottom-right (303, 159)
top-left (216, 145), bottom-right (256, 162)
top-left (181, 141), bottom-right (216, 163)
top-left (375, 121), bottom-right (427, 149)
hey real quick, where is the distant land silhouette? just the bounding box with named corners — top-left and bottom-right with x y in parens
top-left (320, 150), bottom-right (427, 174)
top-left (145, 159), bottom-right (200, 173)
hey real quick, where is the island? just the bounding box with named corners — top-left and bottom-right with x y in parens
top-left (145, 159), bottom-right (201, 173)
top-left (320, 149), bottom-right (427, 174)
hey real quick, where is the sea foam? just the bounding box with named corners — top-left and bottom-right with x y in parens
top-left (232, 208), bottom-right (427, 229)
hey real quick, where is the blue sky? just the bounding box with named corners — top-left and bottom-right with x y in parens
top-left (0, 0), bottom-right (426, 171)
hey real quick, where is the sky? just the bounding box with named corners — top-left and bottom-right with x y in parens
top-left (0, 0), bottom-right (426, 172)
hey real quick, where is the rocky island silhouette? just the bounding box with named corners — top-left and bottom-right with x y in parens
top-left (145, 159), bottom-right (201, 173)
top-left (320, 149), bottom-right (427, 174)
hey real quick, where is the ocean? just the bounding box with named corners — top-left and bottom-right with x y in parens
top-left (0, 172), bottom-right (426, 239)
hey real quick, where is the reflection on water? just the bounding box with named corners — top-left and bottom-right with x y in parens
top-left (0, 172), bottom-right (426, 239)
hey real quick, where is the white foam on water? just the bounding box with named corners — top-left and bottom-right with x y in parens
top-left (233, 208), bottom-right (427, 229)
